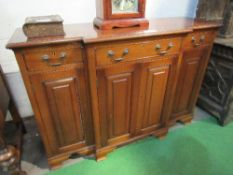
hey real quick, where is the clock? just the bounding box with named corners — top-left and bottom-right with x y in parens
top-left (112, 0), bottom-right (138, 14)
top-left (94, 0), bottom-right (149, 30)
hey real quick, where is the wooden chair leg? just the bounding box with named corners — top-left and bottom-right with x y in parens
top-left (0, 105), bottom-right (27, 175)
top-left (14, 125), bottom-right (26, 175)
top-left (0, 145), bottom-right (27, 175)
top-left (0, 124), bottom-right (27, 175)
top-left (8, 100), bottom-right (26, 134)
top-left (0, 110), bottom-right (6, 148)
top-left (0, 67), bottom-right (27, 174)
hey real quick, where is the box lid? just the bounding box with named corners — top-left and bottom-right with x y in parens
top-left (24, 15), bottom-right (63, 25)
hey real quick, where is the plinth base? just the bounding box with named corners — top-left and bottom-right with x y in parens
top-left (93, 17), bottom-right (149, 30)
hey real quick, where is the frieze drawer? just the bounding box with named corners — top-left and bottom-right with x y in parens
top-left (22, 43), bottom-right (83, 72)
top-left (183, 30), bottom-right (216, 49)
top-left (95, 36), bottom-right (182, 67)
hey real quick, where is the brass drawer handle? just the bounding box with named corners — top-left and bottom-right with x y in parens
top-left (155, 42), bottom-right (174, 55)
top-left (107, 48), bottom-right (129, 62)
top-left (191, 35), bottom-right (205, 47)
top-left (41, 52), bottom-right (67, 67)
top-left (107, 50), bottom-right (115, 57)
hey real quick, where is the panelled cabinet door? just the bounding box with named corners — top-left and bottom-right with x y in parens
top-left (172, 46), bottom-right (211, 119)
top-left (30, 68), bottom-right (94, 156)
top-left (136, 56), bottom-right (178, 133)
top-left (97, 64), bottom-right (140, 146)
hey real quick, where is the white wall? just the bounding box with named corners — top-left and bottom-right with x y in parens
top-left (0, 0), bottom-right (198, 117)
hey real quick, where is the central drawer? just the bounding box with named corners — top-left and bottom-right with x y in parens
top-left (95, 36), bottom-right (182, 66)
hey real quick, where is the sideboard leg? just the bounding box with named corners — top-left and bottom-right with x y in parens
top-left (48, 161), bottom-right (63, 170)
top-left (48, 156), bottom-right (68, 170)
top-left (153, 128), bottom-right (168, 140)
top-left (96, 147), bottom-right (115, 162)
top-left (178, 115), bottom-right (193, 125)
top-left (0, 145), bottom-right (27, 175)
top-left (96, 151), bottom-right (107, 162)
top-left (96, 154), bottom-right (107, 162)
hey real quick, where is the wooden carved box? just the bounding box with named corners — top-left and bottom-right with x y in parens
top-left (23, 15), bottom-right (65, 38)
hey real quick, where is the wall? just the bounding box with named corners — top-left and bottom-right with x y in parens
top-left (0, 0), bottom-right (198, 117)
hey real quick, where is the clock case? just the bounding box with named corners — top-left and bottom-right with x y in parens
top-left (94, 0), bottom-right (149, 30)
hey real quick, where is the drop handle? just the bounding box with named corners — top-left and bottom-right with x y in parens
top-left (107, 50), bottom-right (115, 57)
top-left (200, 35), bottom-right (205, 42)
top-left (155, 42), bottom-right (174, 55)
top-left (192, 35), bottom-right (205, 47)
top-left (59, 52), bottom-right (67, 59)
top-left (107, 48), bottom-right (129, 62)
top-left (41, 54), bottom-right (49, 61)
top-left (41, 52), bottom-right (67, 67)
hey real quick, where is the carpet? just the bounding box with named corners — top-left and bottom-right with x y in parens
top-left (45, 118), bottom-right (233, 175)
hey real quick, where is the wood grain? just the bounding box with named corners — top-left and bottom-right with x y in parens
top-left (7, 18), bottom-right (220, 167)
top-left (171, 30), bottom-right (217, 124)
top-left (6, 18), bottom-right (221, 49)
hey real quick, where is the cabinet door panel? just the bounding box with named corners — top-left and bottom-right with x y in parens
top-left (137, 57), bottom-right (177, 133)
top-left (172, 47), bottom-right (210, 118)
top-left (107, 73), bottom-right (132, 138)
top-left (45, 77), bottom-right (84, 147)
top-left (142, 66), bottom-right (169, 128)
top-left (97, 64), bottom-right (139, 146)
top-left (30, 69), bottom-right (93, 155)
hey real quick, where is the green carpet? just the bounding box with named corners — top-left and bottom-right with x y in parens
top-left (45, 118), bottom-right (233, 175)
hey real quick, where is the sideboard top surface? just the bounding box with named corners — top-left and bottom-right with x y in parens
top-left (6, 18), bottom-right (221, 49)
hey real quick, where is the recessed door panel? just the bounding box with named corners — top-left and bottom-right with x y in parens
top-left (172, 47), bottom-right (210, 119)
top-left (30, 69), bottom-right (93, 154)
top-left (97, 64), bottom-right (139, 145)
top-left (142, 66), bottom-right (169, 128)
top-left (45, 77), bottom-right (84, 147)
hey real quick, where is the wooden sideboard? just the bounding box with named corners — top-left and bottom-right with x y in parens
top-left (6, 18), bottom-right (221, 168)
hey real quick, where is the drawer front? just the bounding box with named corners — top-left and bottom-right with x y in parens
top-left (22, 43), bottom-right (83, 72)
top-left (184, 30), bottom-right (216, 49)
top-left (95, 36), bottom-right (182, 66)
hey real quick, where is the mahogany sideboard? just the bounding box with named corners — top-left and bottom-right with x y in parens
top-left (6, 18), bottom-right (221, 168)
